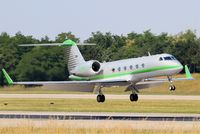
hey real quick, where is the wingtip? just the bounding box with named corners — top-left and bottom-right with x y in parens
top-left (2, 69), bottom-right (14, 85)
top-left (184, 65), bottom-right (193, 80)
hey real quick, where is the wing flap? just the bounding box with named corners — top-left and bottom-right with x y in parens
top-left (43, 83), bottom-right (95, 92)
top-left (125, 81), bottom-right (163, 92)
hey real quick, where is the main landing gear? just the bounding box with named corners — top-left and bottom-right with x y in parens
top-left (96, 85), bottom-right (139, 103)
top-left (97, 93), bottom-right (139, 102)
top-left (97, 94), bottom-right (105, 103)
top-left (96, 86), bottom-right (105, 103)
top-left (130, 93), bottom-right (138, 102)
top-left (126, 84), bottom-right (139, 102)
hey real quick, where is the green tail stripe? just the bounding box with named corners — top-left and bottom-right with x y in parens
top-left (70, 65), bottom-right (183, 81)
top-left (2, 69), bottom-right (13, 85)
top-left (61, 39), bottom-right (76, 46)
top-left (185, 65), bottom-right (192, 79)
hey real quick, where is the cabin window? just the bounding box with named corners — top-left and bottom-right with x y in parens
top-left (164, 57), bottom-right (172, 60)
top-left (124, 66), bottom-right (127, 71)
top-left (159, 57), bottom-right (163, 61)
top-left (136, 64), bottom-right (139, 69)
top-left (130, 65), bottom-right (133, 70)
top-left (118, 67), bottom-right (121, 71)
top-left (142, 63), bottom-right (145, 68)
top-left (112, 68), bottom-right (115, 72)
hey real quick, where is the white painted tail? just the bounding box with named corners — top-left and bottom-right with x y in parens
top-left (62, 40), bottom-right (86, 73)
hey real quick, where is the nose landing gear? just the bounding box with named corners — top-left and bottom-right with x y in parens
top-left (168, 76), bottom-right (176, 91)
top-left (169, 85), bottom-right (176, 91)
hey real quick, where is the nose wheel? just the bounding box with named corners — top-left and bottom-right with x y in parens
top-left (97, 94), bottom-right (105, 103)
top-left (169, 85), bottom-right (176, 91)
top-left (130, 94), bottom-right (138, 102)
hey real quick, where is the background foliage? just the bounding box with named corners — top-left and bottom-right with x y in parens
top-left (0, 30), bottom-right (200, 85)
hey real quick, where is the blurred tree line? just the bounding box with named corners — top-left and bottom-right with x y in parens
top-left (0, 30), bottom-right (200, 85)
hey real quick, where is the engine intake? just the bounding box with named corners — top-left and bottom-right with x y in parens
top-left (92, 61), bottom-right (101, 72)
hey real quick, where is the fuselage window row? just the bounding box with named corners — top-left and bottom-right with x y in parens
top-left (112, 64), bottom-right (145, 73)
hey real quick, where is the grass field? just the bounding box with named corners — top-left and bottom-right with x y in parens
top-left (0, 98), bottom-right (200, 113)
top-left (0, 74), bottom-right (200, 95)
top-left (0, 120), bottom-right (200, 134)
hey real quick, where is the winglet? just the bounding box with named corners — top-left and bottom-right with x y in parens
top-left (185, 65), bottom-right (193, 79)
top-left (2, 69), bottom-right (13, 85)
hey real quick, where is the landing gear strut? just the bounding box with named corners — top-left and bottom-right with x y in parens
top-left (167, 76), bottom-right (176, 91)
top-left (130, 93), bottom-right (138, 102)
top-left (97, 94), bottom-right (105, 103)
top-left (126, 84), bottom-right (139, 102)
top-left (96, 85), bottom-right (105, 103)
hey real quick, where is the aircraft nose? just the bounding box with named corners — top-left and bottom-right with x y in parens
top-left (176, 62), bottom-right (183, 73)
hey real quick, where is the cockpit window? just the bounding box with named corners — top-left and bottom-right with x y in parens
top-left (159, 57), bottom-right (163, 61)
top-left (171, 56), bottom-right (176, 60)
top-left (164, 56), bottom-right (172, 60)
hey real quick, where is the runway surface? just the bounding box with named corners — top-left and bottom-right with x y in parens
top-left (0, 111), bottom-right (199, 121)
top-left (0, 94), bottom-right (200, 100)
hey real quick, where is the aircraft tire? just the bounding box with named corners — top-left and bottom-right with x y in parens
top-left (97, 95), bottom-right (101, 102)
top-left (169, 85), bottom-right (176, 91)
top-left (101, 95), bottom-right (105, 102)
top-left (130, 94), bottom-right (138, 102)
top-left (97, 95), bottom-right (105, 103)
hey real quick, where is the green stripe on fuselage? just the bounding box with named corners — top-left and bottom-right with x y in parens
top-left (69, 65), bottom-right (182, 81)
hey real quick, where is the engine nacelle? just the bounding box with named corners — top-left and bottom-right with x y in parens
top-left (71, 60), bottom-right (102, 77)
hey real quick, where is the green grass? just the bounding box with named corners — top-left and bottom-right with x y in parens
top-left (0, 98), bottom-right (200, 113)
top-left (0, 73), bottom-right (200, 95)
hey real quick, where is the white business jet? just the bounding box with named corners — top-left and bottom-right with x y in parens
top-left (2, 39), bottom-right (193, 103)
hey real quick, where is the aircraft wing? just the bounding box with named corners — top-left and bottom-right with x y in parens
top-left (10, 80), bottom-right (128, 85)
top-left (2, 69), bottom-right (128, 86)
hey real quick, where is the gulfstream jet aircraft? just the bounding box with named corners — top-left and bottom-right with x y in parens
top-left (2, 39), bottom-right (193, 103)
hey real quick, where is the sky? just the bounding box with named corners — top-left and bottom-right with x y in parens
top-left (0, 0), bottom-right (200, 41)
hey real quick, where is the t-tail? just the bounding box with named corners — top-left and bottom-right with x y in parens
top-left (62, 40), bottom-right (86, 73)
top-left (62, 40), bottom-right (102, 77)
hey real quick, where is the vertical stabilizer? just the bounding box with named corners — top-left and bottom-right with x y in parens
top-left (62, 40), bottom-right (86, 73)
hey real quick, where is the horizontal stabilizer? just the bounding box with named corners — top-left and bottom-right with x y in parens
top-left (19, 39), bottom-right (96, 47)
